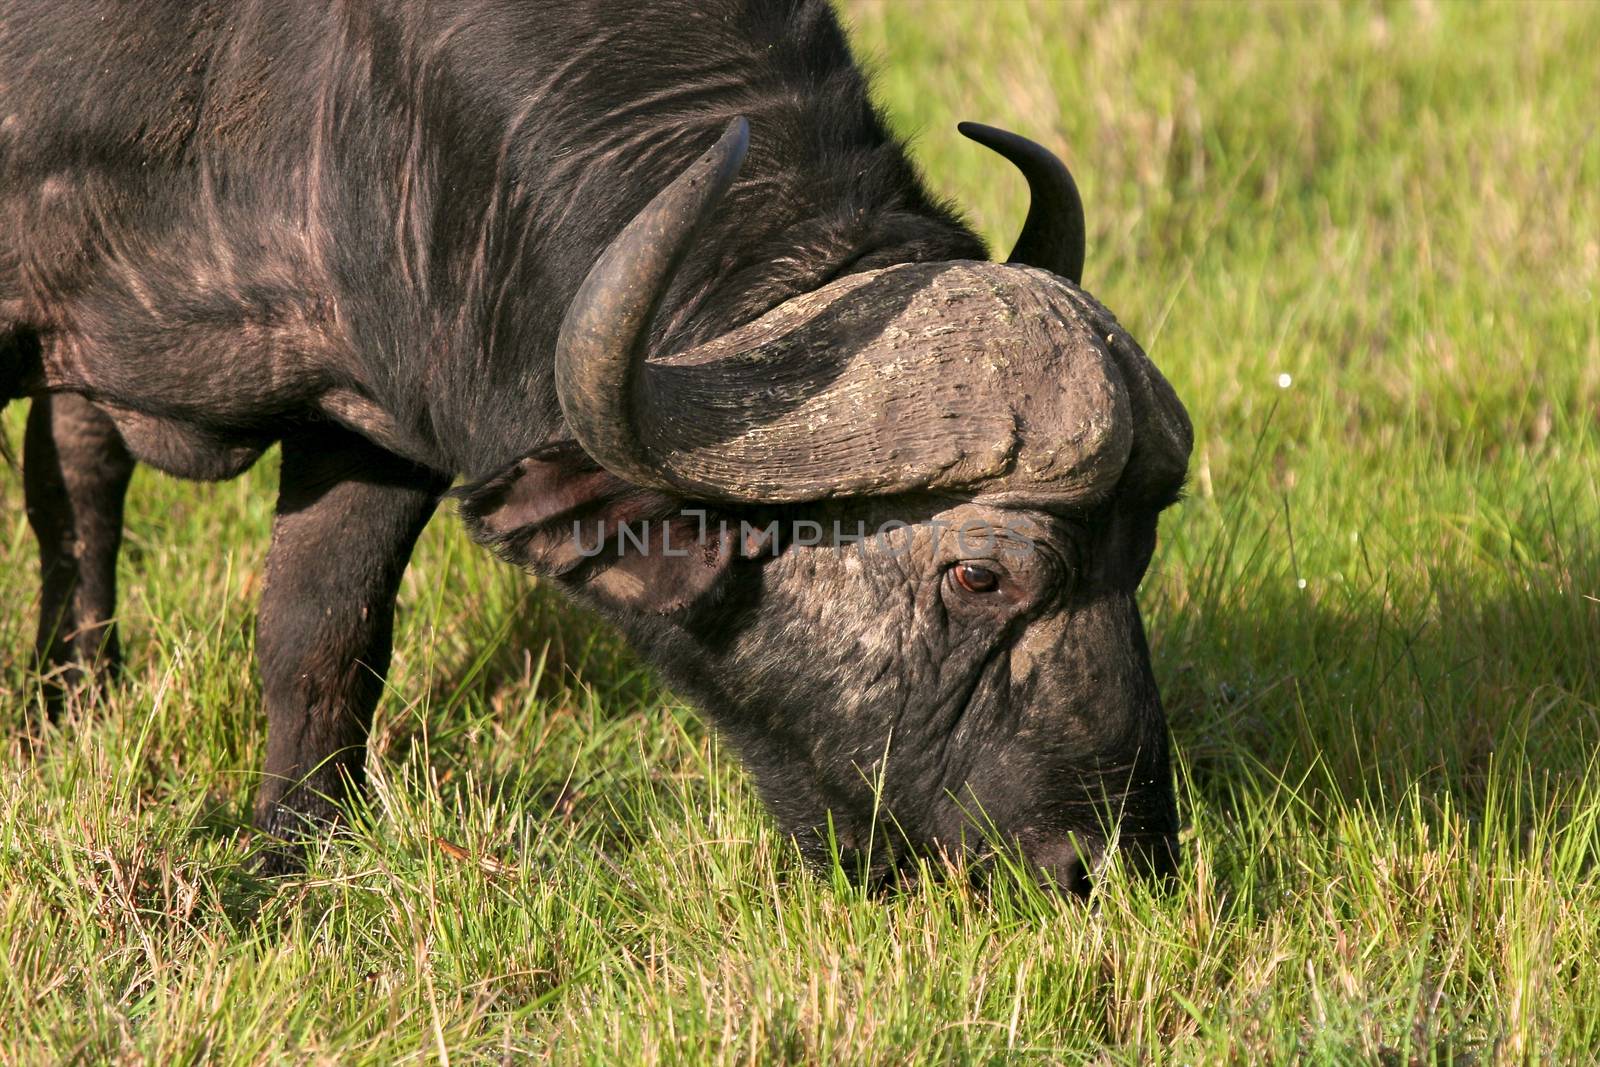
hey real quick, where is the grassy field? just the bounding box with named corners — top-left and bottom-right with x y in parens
top-left (3, 0), bottom-right (1598, 1062)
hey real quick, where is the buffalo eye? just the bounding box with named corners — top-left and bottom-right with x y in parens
top-left (952, 562), bottom-right (1000, 594)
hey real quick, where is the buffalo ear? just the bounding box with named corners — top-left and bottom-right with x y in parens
top-left (456, 443), bottom-right (734, 615)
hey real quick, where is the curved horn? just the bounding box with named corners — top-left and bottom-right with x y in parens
top-left (957, 122), bottom-right (1085, 284)
top-left (555, 116), bottom-right (751, 493)
top-left (557, 118), bottom-right (1136, 507)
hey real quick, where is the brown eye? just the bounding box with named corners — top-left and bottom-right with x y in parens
top-left (952, 562), bottom-right (1000, 593)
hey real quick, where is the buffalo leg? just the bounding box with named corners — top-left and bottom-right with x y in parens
top-left (24, 393), bottom-right (136, 716)
top-left (251, 429), bottom-right (444, 859)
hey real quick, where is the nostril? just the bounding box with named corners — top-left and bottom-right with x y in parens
top-left (1052, 853), bottom-right (1094, 898)
top-left (1023, 833), bottom-right (1102, 898)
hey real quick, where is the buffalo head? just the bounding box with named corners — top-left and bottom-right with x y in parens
top-left (462, 118), bottom-right (1192, 895)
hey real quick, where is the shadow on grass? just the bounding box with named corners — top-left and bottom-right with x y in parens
top-left (1155, 540), bottom-right (1600, 825)
top-left (422, 578), bottom-right (665, 729)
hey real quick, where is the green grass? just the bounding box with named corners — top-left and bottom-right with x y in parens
top-left (3, 1), bottom-right (1598, 1061)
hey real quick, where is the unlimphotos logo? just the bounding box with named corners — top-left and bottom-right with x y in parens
top-left (573, 510), bottom-right (1038, 559)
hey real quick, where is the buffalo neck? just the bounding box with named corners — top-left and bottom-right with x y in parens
top-left (330, 0), bottom-right (987, 481)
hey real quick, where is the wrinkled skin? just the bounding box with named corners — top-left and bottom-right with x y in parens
top-left (705, 498), bottom-right (1182, 889)
top-left (463, 436), bottom-right (1190, 892)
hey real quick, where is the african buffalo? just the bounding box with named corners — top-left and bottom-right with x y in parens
top-left (0, 0), bottom-right (1191, 892)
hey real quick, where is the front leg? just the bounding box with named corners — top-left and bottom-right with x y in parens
top-left (252, 428), bottom-right (445, 860)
